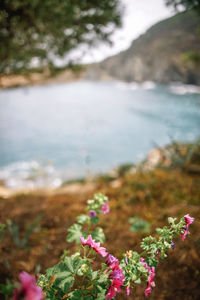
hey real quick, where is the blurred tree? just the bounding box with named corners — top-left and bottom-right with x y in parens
top-left (165, 0), bottom-right (200, 13)
top-left (0, 0), bottom-right (122, 74)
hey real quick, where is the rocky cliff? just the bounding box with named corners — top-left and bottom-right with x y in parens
top-left (89, 11), bottom-right (200, 84)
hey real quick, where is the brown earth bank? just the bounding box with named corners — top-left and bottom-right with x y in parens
top-left (0, 68), bottom-right (86, 89)
top-left (0, 158), bottom-right (200, 299)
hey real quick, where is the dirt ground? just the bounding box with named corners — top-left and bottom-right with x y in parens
top-left (0, 167), bottom-right (200, 299)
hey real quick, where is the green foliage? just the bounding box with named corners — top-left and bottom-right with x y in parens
top-left (62, 177), bottom-right (86, 186)
top-left (38, 252), bottom-right (109, 299)
top-left (7, 215), bottom-right (43, 248)
top-left (97, 174), bottom-right (115, 183)
top-left (5, 193), bottom-right (193, 299)
top-left (66, 193), bottom-right (108, 245)
top-left (87, 193), bottom-right (109, 212)
top-left (0, 223), bottom-right (6, 241)
top-left (0, 279), bottom-right (14, 300)
top-left (159, 139), bottom-right (200, 172)
top-left (92, 227), bottom-right (105, 244)
top-left (36, 193), bottom-right (194, 299)
top-left (39, 255), bottom-right (83, 298)
top-left (121, 216), bottom-right (188, 292)
top-left (0, 0), bottom-right (122, 74)
top-left (183, 52), bottom-right (200, 64)
top-left (76, 214), bottom-right (90, 225)
top-left (140, 217), bottom-right (185, 264)
top-left (121, 251), bottom-right (147, 284)
top-left (66, 223), bottom-right (83, 244)
top-left (128, 216), bottom-right (151, 234)
top-left (118, 163), bottom-right (134, 177)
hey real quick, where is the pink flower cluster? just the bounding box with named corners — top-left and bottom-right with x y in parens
top-left (140, 258), bottom-right (156, 297)
top-left (80, 234), bottom-right (108, 257)
top-left (182, 214), bottom-right (195, 241)
top-left (13, 271), bottom-right (43, 300)
top-left (101, 201), bottom-right (110, 214)
top-left (105, 254), bottom-right (125, 299)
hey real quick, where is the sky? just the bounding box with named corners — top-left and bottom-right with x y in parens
top-left (55, 0), bottom-right (175, 65)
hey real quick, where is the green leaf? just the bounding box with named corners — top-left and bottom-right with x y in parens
top-left (168, 217), bottom-right (174, 224)
top-left (96, 289), bottom-right (107, 300)
top-left (134, 278), bottom-right (141, 284)
top-left (129, 217), bottom-right (151, 234)
top-left (101, 263), bottom-right (108, 272)
top-left (84, 296), bottom-right (93, 300)
top-left (0, 279), bottom-right (14, 297)
top-left (156, 228), bottom-right (163, 235)
top-left (46, 289), bottom-right (58, 300)
top-left (77, 215), bottom-right (90, 225)
top-left (64, 256), bottom-right (85, 274)
top-left (92, 227), bottom-right (105, 243)
top-left (68, 290), bottom-right (83, 299)
top-left (66, 224), bottom-right (83, 244)
top-left (55, 272), bottom-right (74, 293)
top-left (91, 271), bottom-right (98, 280)
top-left (46, 261), bottom-right (70, 278)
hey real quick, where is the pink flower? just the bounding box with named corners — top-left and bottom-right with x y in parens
top-left (101, 201), bottom-right (110, 214)
top-left (106, 264), bottom-right (125, 299)
top-left (140, 257), bottom-right (151, 273)
top-left (126, 285), bottom-right (130, 296)
top-left (106, 279), bottom-right (123, 299)
top-left (144, 267), bottom-right (155, 296)
top-left (109, 269), bottom-right (124, 281)
top-left (80, 234), bottom-right (108, 257)
top-left (80, 235), bottom-right (93, 247)
top-left (184, 214), bottom-right (194, 225)
top-left (140, 258), bottom-right (156, 297)
top-left (106, 254), bottom-right (119, 269)
top-left (13, 271), bottom-right (43, 300)
top-left (182, 226), bottom-right (189, 241)
top-left (148, 267), bottom-right (155, 286)
top-left (182, 214), bottom-right (194, 241)
top-left (144, 286), bottom-right (152, 297)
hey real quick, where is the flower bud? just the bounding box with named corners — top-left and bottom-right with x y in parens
top-left (79, 264), bottom-right (89, 273)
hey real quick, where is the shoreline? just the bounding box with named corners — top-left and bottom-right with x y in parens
top-left (0, 68), bottom-right (85, 89)
top-left (1, 139), bottom-right (199, 197)
top-left (1, 68), bottom-right (200, 93)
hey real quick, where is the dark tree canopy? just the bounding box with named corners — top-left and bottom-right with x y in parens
top-left (0, 0), bottom-right (122, 74)
top-left (165, 0), bottom-right (200, 13)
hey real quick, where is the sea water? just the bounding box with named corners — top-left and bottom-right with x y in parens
top-left (0, 81), bottom-right (199, 189)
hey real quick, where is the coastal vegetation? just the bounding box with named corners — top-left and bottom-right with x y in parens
top-left (0, 140), bottom-right (199, 299)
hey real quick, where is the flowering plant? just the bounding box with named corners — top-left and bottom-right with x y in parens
top-left (12, 193), bottom-right (194, 299)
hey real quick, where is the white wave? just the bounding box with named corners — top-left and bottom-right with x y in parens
top-left (141, 81), bottom-right (156, 90)
top-left (112, 80), bottom-right (156, 91)
top-left (112, 80), bottom-right (140, 91)
top-left (0, 160), bottom-right (62, 190)
top-left (169, 82), bottom-right (200, 95)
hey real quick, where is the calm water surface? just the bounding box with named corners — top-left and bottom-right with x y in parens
top-left (0, 81), bottom-right (199, 188)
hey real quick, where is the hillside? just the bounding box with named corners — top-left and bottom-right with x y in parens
top-left (89, 11), bottom-right (200, 84)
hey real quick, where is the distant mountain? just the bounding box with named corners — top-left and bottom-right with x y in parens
top-left (87, 11), bottom-right (200, 84)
